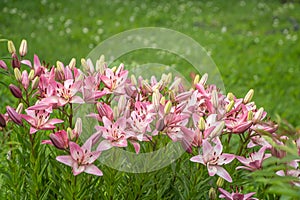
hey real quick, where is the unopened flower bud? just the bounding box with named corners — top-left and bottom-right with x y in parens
top-left (164, 101), bottom-right (172, 115)
top-left (19, 39), bottom-right (27, 57)
top-left (21, 70), bottom-right (29, 90)
top-left (227, 92), bottom-right (235, 101)
top-left (130, 74), bottom-right (137, 85)
top-left (243, 89), bottom-right (254, 104)
top-left (226, 100), bottom-right (235, 112)
top-left (68, 58), bottom-right (76, 69)
top-left (156, 118), bottom-right (165, 132)
top-left (28, 69), bottom-right (35, 81)
top-left (14, 68), bottom-right (22, 82)
top-left (211, 90), bottom-right (219, 108)
top-left (169, 91), bottom-right (176, 103)
top-left (193, 74), bottom-right (200, 85)
top-left (142, 80), bottom-right (153, 93)
top-left (81, 58), bottom-right (89, 71)
top-left (198, 117), bottom-right (206, 131)
top-left (96, 55), bottom-right (106, 73)
top-left (152, 89), bottom-right (160, 108)
top-left (209, 121), bottom-right (225, 138)
top-left (208, 187), bottom-right (217, 200)
top-left (16, 103), bottom-right (23, 114)
top-left (12, 53), bottom-right (20, 69)
top-left (247, 110), bottom-right (253, 120)
top-left (67, 127), bottom-right (73, 139)
top-left (9, 84), bottom-right (22, 98)
top-left (31, 76), bottom-right (39, 89)
top-left (0, 60), bottom-right (7, 70)
top-left (216, 177), bottom-right (224, 187)
top-left (6, 106), bottom-right (23, 126)
top-left (254, 107), bottom-right (264, 121)
top-left (56, 61), bottom-right (64, 71)
top-left (199, 73), bottom-right (208, 85)
top-left (160, 96), bottom-right (166, 105)
top-left (111, 66), bottom-right (117, 73)
top-left (8, 40), bottom-right (16, 54)
top-left (0, 114), bottom-right (6, 127)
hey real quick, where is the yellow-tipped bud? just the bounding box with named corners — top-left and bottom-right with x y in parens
top-left (67, 127), bottom-right (73, 139)
top-left (254, 107), bottom-right (264, 121)
top-left (243, 89), bottom-right (254, 104)
top-left (130, 74), bottom-right (137, 85)
top-left (193, 74), bottom-right (200, 85)
top-left (14, 68), bottom-right (22, 82)
top-left (56, 61), bottom-right (64, 71)
top-left (16, 103), bottom-right (24, 114)
top-left (226, 100), bottom-right (235, 112)
top-left (28, 69), bottom-right (35, 81)
top-left (216, 177), bottom-right (224, 187)
top-left (160, 96), bottom-right (166, 106)
top-left (198, 117), bottom-right (206, 131)
top-left (8, 40), bottom-right (16, 54)
top-left (19, 39), bottom-right (27, 57)
top-left (69, 58), bottom-right (76, 69)
top-left (247, 110), bottom-right (253, 120)
top-left (152, 89), bottom-right (160, 107)
top-left (111, 66), bottom-right (117, 72)
top-left (227, 92), bottom-right (235, 101)
top-left (31, 76), bottom-right (39, 90)
top-left (81, 58), bottom-right (89, 71)
top-left (164, 101), bottom-right (172, 115)
top-left (199, 73), bottom-right (208, 85)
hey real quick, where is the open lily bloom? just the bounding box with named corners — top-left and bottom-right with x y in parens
top-left (190, 138), bottom-right (235, 182)
top-left (56, 140), bottom-right (102, 176)
top-left (218, 188), bottom-right (258, 200)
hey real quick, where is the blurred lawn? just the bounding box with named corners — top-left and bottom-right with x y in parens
top-left (0, 0), bottom-right (299, 125)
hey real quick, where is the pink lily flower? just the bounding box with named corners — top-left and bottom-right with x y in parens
top-left (21, 54), bottom-right (48, 76)
top-left (21, 108), bottom-right (63, 134)
top-left (218, 188), bottom-right (258, 200)
top-left (56, 140), bottom-right (102, 176)
top-left (96, 116), bottom-right (129, 151)
top-left (236, 146), bottom-right (271, 171)
top-left (190, 138), bottom-right (235, 182)
top-left (276, 160), bottom-right (300, 187)
top-left (87, 102), bottom-right (114, 122)
top-left (82, 75), bottom-right (107, 102)
top-left (101, 63), bottom-right (128, 95)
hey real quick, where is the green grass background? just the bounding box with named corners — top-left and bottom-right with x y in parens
top-left (1, 0), bottom-right (299, 125)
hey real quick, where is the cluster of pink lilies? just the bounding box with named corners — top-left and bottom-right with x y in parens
top-left (1, 40), bottom-right (299, 199)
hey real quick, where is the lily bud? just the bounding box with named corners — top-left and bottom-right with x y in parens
top-left (9, 84), bottom-right (22, 98)
top-left (254, 107), bottom-right (264, 121)
top-left (6, 106), bottom-right (23, 126)
top-left (169, 90), bottom-right (176, 103)
top-left (67, 127), bottom-right (73, 139)
top-left (0, 114), bottom-right (6, 127)
top-left (73, 118), bottom-right (82, 140)
top-left (160, 96), bottom-right (166, 105)
top-left (227, 92), bottom-right (235, 101)
top-left (209, 121), bottom-right (225, 138)
top-left (130, 74), bottom-right (137, 85)
top-left (216, 177), bottom-right (224, 187)
top-left (16, 103), bottom-right (24, 114)
top-left (50, 130), bottom-right (69, 150)
top-left (247, 110), bottom-right (253, 120)
top-left (0, 60), bottom-right (8, 70)
top-left (226, 100), bottom-right (235, 112)
top-left (156, 118), bottom-right (165, 132)
top-left (31, 76), bottom-right (39, 90)
top-left (14, 68), bottom-right (22, 82)
top-left (198, 117), bottom-right (206, 131)
top-left (81, 58), bottom-right (89, 72)
top-left (199, 73), bottom-right (208, 85)
top-left (211, 90), bottom-right (219, 108)
top-left (12, 53), bottom-right (20, 69)
top-left (142, 80), bottom-right (153, 93)
top-left (193, 74), bottom-right (200, 85)
top-left (28, 69), bottom-right (35, 81)
top-left (118, 95), bottom-right (127, 114)
top-left (8, 40), bottom-right (16, 54)
top-left (111, 66), bottom-right (117, 73)
top-left (243, 89), bottom-right (254, 104)
top-left (21, 70), bottom-right (29, 90)
top-left (19, 39), bottom-right (27, 57)
top-left (68, 58), bottom-right (76, 69)
top-left (152, 89), bottom-right (160, 108)
top-left (164, 101), bottom-right (172, 115)
top-left (96, 55), bottom-right (106, 73)
top-left (208, 187), bottom-right (217, 200)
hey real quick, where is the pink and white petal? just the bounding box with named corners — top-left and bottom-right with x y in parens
top-left (190, 155), bottom-right (204, 164)
top-left (21, 114), bottom-right (36, 126)
top-left (130, 140), bottom-right (140, 154)
top-left (84, 151), bottom-right (101, 164)
top-left (218, 188), bottom-right (232, 199)
top-left (21, 60), bottom-right (32, 67)
top-left (84, 164), bottom-right (103, 176)
top-left (236, 156), bottom-right (249, 165)
top-left (215, 166), bottom-right (232, 182)
top-left (97, 140), bottom-right (113, 151)
top-left (64, 79), bottom-right (74, 89)
top-left (244, 192), bottom-right (256, 199)
top-left (70, 96), bottom-right (85, 104)
top-left (69, 142), bottom-right (84, 161)
top-left (114, 139), bottom-right (128, 147)
top-left (236, 166), bottom-right (253, 171)
top-left (213, 137), bottom-right (223, 155)
top-left (202, 139), bottom-right (213, 157)
top-left (82, 139), bottom-right (92, 153)
top-left (218, 153), bottom-right (235, 165)
top-left (47, 118), bottom-right (64, 125)
top-left (72, 163), bottom-right (85, 176)
top-left (102, 117), bottom-right (112, 129)
top-left (41, 140), bottom-right (53, 145)
top-left (30, 127), bottom-right (38, 134)
top-left (116, 117), bottom-right (126, 129)
top-left (33, 54), bottom-right (41, 68)
top-left (56, 155), bottom-right (74, 167)
top-left (207, 164), bottom-right (218, 176)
